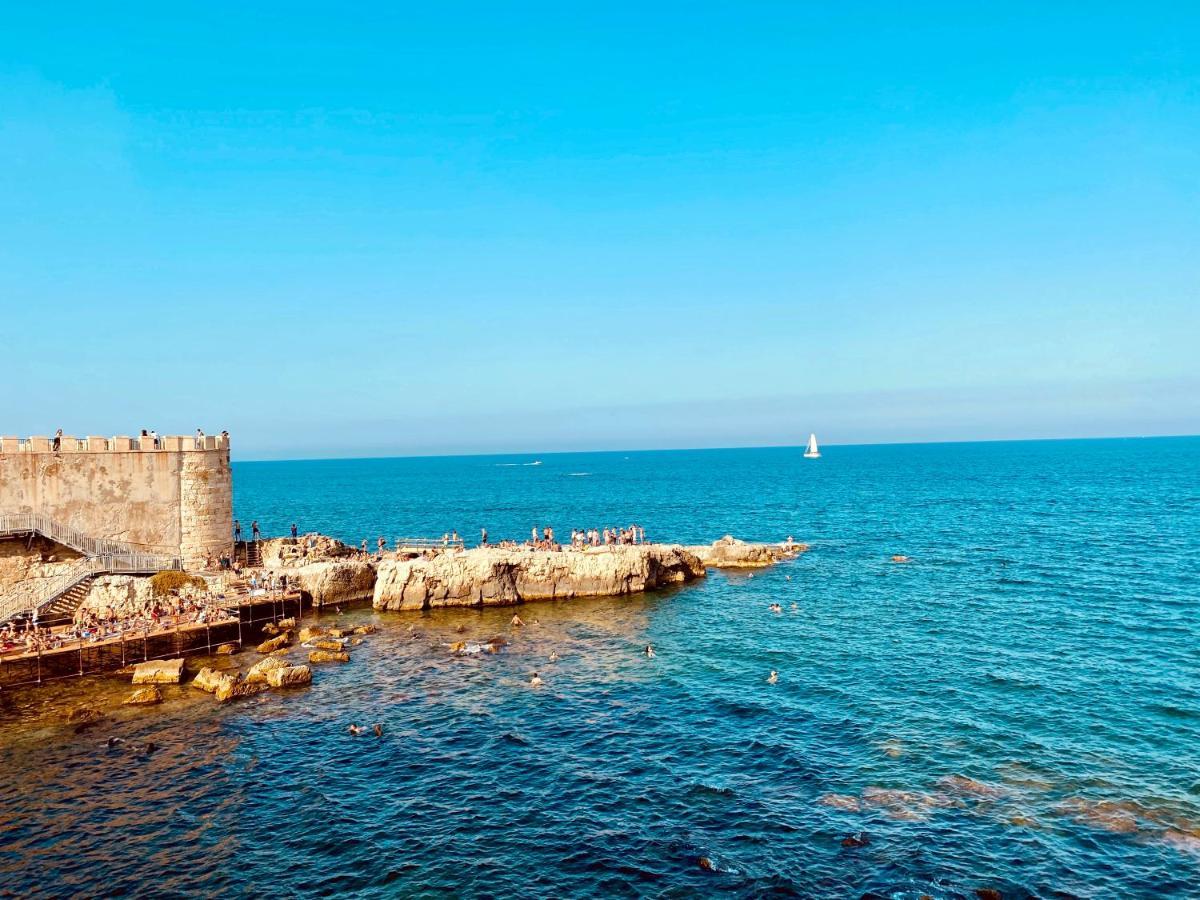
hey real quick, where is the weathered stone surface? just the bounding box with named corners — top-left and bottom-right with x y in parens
top-left (259, 534), bottom-right (360, 569)
top-left (65, 704), bottom-right (102, 724)
top-left (123, 686), bottom-right (163, 705)
top-left (131, 658), bottom-right (185, 684)
top-left (215, 676), bottom-right (267, 703)
top-left (277, 617), bottom-right (296, 629)
top-left (308, 650), bottom-right (350, 664)
top-left (192, 667), bottom-right (227, 693)
top-left (308, 639), bottom-right (346, 651)
top-left (246, 656), bottom-right (287, 684)
top-left (266, 665), bottom-right (312, 688)
top-left (684, 535), bottom-right (806, 569)
top-left (215, 642), bottom-right (239, 655)
top-left (75, 574), bottom-right (157, 622)
top-left (373, 545), bottom-right (706, 611)
top-left (256, 632), bottom-right (291, 653)
top-left (288, 560), bottom-right (378, 607)
top-left (297, 625), bottom-right (324, 642)
top-left (352, 624), bottom-right (376, 635)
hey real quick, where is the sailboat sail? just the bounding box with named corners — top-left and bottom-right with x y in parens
top-left (804, 433), bottom-right (820, 458)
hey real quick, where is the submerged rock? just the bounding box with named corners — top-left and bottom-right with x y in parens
top-left (352, 624), bottom-right (376, 635)
top-left (215, 642), bottom-right (239, 655)
top-left (309, 650), bottom-right (350, 664)
top-left (215, 675), bottom-right (267, 703)
top-left (123, 686), bottom-right (163, 706)
top-left (841, 832), bottom-right (870, 848)
top-left (256, 632), bottom-right (291, 654)
top-left (65, 705), bottom-right (102, 725)
top-left (308, 639), bottom-right (346, 651)
top-left (817, 793), bottom-right (862, 812)
top-left (297, 625), bottom-right (324, 642)
top-left (265, 665), bottom-right (312, 688)
top-left (131, 658), bottom-right (185, 685)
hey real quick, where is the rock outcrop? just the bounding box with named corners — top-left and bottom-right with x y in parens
top-left (256, 632), bottom-right (291, 653)
top-left (246, 656), bottom-right (287, 684)
top-left (131, 658), bottom-right (185, 684)
top-left (215, 676), bottom-right (267, 703)
top-left (373, 545), bottom-right (706, 612)
top-left (308, 649), bottom-right (350, 664)
top-left (685, 536), bottom-right (807, 568)
top-left (259, 534), bottom-right (361, 569)
top-left (192, 667), bottom-right (227, 693)
top-left (266, 665), bottom-right (312, 688)
top-left (74, 574), bottom-right (156, 622)
top-left (288, 559), bottom-right (377, 606)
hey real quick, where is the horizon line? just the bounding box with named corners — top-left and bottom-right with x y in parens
top-left (232, 431), bottom-right (1199, 464)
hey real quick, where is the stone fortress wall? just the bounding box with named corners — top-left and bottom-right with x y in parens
top-left (0, 434), bottom-right (232, 569)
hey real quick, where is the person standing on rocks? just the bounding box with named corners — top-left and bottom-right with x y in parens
top-left (480, 527), bottom-right (488, 547)
top-left (290, 523), bottom-right (298, 540)
top-left (234, 520), bottom-right (242, 543)
top-left (251, 520), bottom-right (261, 543)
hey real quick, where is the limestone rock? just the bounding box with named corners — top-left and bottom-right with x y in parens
top-left (246, 656), bottom-right (287, 684)
top-left (261, 622), bottom-right (279, 636)
top-left (266, 665), bottom-right (312, 688)
top-left (192, 667), bottom-right (227, 693)
top-left (309, 650), bottom-right (350, 664)
top-left (124, 686), bottom-right (163, 705)
top-left (216, 679), bottom-right (266, 703)
top-left (65, 705), bottom-right (102, 725)
top-left (373, 545), bottom-right (706, 611)
top-left (131, 658), bottom-right (185, 684)
top-left (259, 534), bottom-right (360, 569)
top-left (352, 624), bottom-right (376, 635)
top-left (74, 574), bottom-right (157, 622)
top-left (684, 536), bottom-right (806, 569)
top-left (215, 642), bottom-right (239, 655)
top-left (256, 632), bottom-right (291, 653)
top-left (297, 625), bottom-right (324, 642)
top-left (309, 639), bottom-right (346, 651)
top-left (289, 559), bottom-right (377, 607)
top-left (277, 617), bottom-right (296, 628)
top-left (328, 628), bottom-right (348, 638)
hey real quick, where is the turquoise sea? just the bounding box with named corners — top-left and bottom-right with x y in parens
top-left (1, 438), bottom-right (1198, 898)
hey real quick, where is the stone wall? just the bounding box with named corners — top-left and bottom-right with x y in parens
top-left (0, 437), bottom-right (232, 570)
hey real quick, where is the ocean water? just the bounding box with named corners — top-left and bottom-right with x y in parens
top-left (1, 438), bottom-right (1198, 898)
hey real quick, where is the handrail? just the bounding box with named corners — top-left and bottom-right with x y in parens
top-left (393, 537), bottom-right (466, 549)
top-left (0, 513), bottom-right (181, 624)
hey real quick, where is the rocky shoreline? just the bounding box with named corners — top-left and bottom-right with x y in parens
top-left (254, 533), bottom-right (807, 611)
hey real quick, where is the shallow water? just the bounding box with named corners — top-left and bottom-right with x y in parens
top-left (2, 438), bottom-right (1198, 898)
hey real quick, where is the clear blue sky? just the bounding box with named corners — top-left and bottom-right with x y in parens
top-left (2, 3), bottom-right (1196, 459)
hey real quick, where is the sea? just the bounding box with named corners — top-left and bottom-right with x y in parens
top-left (0, 437), bottom-right (1197, 899)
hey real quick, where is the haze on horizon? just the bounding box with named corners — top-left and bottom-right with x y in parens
top-left (2, 3), bottom-right (1197, 460)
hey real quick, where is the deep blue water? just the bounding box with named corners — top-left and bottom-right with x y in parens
top-left (2, 438), bottom-right (1198, 898)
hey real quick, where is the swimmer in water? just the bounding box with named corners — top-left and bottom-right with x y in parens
top-left (785, 575), bottom-right (791, 581)
top-left (790, 602), bottom-right (798, 611)
top-left (348, 724), bottom-right (363, 736)
top-left (645, 644), bottom-right (655, 658)
top-left (530, 672), bottom-right (544, 687)
top-left (106, 737), bottom-right (125, 748)
top-left (549, 651), bottom-right (559, 662)
top-left (373, 724), bottom-right (383, 737)
top-left (767, 670), bottom-right (778, 685)
top-left (511, 614), bottom-right (525, 627)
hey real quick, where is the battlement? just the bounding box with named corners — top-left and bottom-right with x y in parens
top-left (0, 433), bottom-right (229, 454)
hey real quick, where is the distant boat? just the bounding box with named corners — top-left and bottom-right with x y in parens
top-left (803, 433), bottom-right (821, 459)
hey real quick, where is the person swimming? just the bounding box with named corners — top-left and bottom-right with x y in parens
top-left (511, 614), bottom-right (525, 627)
top-left (549, 651), bottom-right (559, 662)
top-left (348, 724), bottom-right (363, 735)
top-left (770, 603), bottom-right (782, 613)
top-left (530, 672), bottom-right (544, 686)
top-left (767, 670), bottom-right (778, 685)
top-left (790, 602), bottom-right (798, 611)
top-left (373, 724), bottom-right (383, 737)
top-left (645, 644), bottom-right (655, 658)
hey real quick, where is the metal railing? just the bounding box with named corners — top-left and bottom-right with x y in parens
top-left (392, 537), bottom-right (466, 550)
top-left (0, 514), bottom-right (181, 624)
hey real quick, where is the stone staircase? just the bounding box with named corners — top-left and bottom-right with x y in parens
top-left (236, 540), bottom-right (262, 568)
top-left (0, 513), bottom-right (181, 624)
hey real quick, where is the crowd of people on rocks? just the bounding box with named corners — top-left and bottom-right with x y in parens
top-left (348, 524), bottom-right (652, 558)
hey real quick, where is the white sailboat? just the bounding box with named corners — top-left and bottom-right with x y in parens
top-left (803, 433), bottom-right (821, 459)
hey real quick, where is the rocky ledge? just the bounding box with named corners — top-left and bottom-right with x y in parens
top-left (373, 544), bottom-right (706, 611)
top-left (685, 535), bottom-right (808, 568)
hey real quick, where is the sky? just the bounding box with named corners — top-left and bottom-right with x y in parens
top-left (1, 2), bottom-right (1197, 459)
